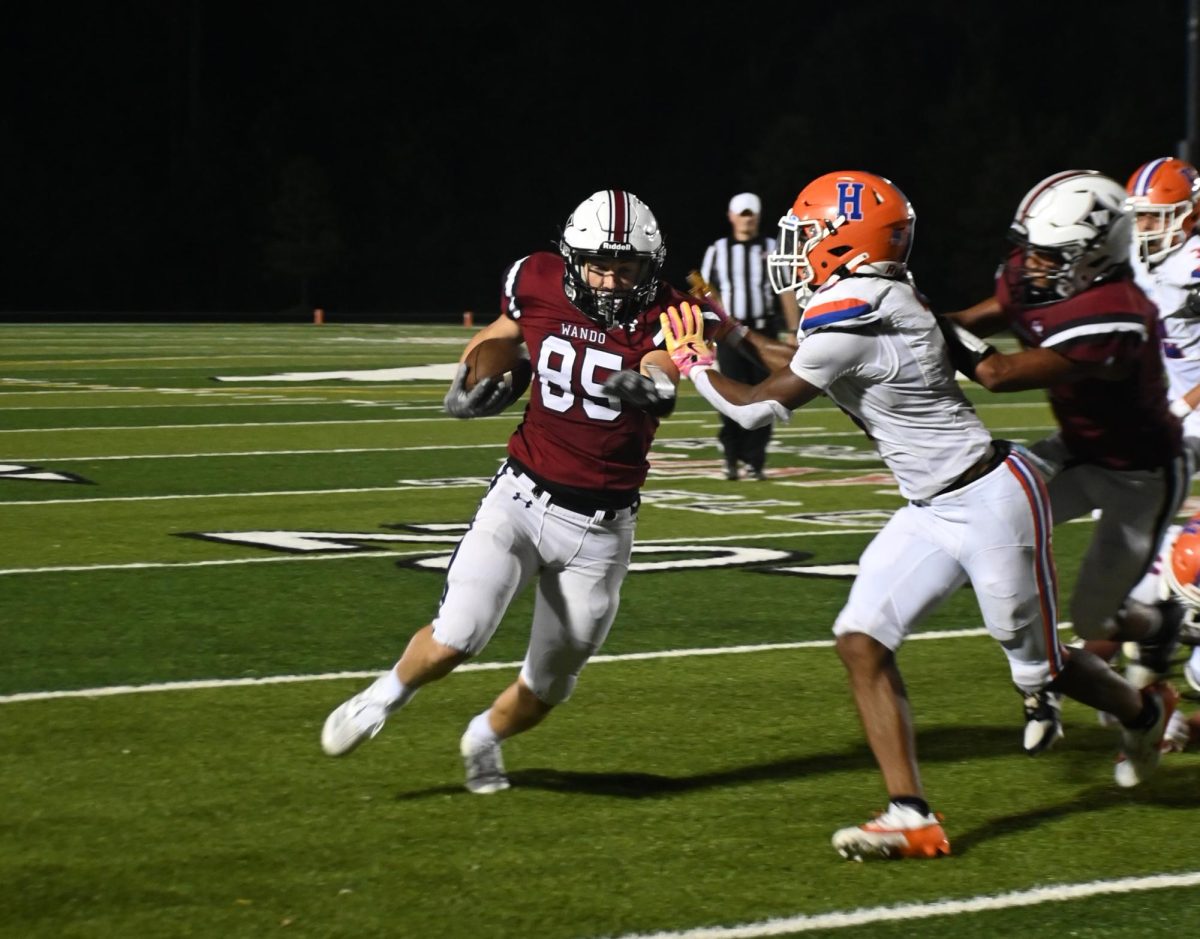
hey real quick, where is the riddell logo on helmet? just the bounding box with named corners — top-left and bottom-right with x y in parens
top-left (600, 241), bottom-right (634, 253)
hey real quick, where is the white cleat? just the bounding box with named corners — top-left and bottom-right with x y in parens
top-left (1162, 708), bottom-right (1190, 753)
top-left (1114, 686), bottom-right (1174, 788)
top-left (831, 802), bottom-right (950, 861)
top-left (460, 731), bottom-right (510, 794)
top-left (1021, 688), bottom-right (1064, 755)
top-left (321, 684), bottom-right (392, 757)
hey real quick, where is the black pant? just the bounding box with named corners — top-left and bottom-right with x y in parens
top-left (716, 336), bottom-right (772, 471)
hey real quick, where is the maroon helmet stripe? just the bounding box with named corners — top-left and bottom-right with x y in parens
top-left (1017, 170), bottom-right (1091, 216)
top-left (610, 189), bottom-right (629, 241)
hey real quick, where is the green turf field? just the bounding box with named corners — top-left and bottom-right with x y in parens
top-left (1, 323), bottom-right (1196, 938)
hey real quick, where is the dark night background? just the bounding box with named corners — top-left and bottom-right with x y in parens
top-left (2, 1), bottom-right (1195, 322)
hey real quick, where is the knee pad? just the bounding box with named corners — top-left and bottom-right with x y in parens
top-left (832, 612), bottom-right (904, 652)
top-left (519, 663), bottom-right (577, 706)
top-left (1010, 658), bottom-right (1054, 694)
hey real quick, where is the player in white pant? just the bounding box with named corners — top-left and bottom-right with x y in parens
top-left (1122, 518), bottom-right (1200, 750)
top-left (432, 465), bottom-right (637, 705)
top-left (1127, 156), bottom-right (1200, 695)
top-left (947, 170), bottom-right (1188, 760)
top-left (662, 170), bottom-right (1169, 862)
top-left (319, 190), bottom-right (708, 794)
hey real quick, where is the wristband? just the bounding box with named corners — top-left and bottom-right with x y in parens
top-left (1170, 397), bottom-right (1194, 418)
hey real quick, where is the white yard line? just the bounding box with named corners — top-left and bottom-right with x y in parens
top-left (3, 583), bottom-right (1187, 935)
top-left (0, 628), bottom-right (988, 704)
top-left (0, 443), bottom-right (507, 468)
top-left (0, 482), bottom-right (429, 505)
top-left (598, 872), bottom-right (1200, 939)
top-left (0, 416), bottom-right (472, 432)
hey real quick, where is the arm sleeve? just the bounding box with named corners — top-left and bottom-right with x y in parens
top-left (692, 369), bottom-right (792, 429)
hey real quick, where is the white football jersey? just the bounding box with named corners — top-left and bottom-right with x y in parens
top-left (1131, 232), bottom-right (1200, 437)
top-left (788, 276), bottom-right (991, 501)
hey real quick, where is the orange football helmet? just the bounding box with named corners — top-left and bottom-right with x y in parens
top-left (1166, 512), bottom-right (1200, 608)
top-left (767, 171), bottom-right (915, 297)
top-left (1125, 157), bottom-right (1200, 265)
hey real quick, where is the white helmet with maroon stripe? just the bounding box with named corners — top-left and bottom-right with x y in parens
top-left (560, 189), bottom-right (666, 328)
top-left (1007, 170), bottom-right (1133, 304)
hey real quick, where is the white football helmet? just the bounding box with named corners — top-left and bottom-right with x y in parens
top-left (560, 190), bottom-right (665, 328)
top-left (1007, 170), bottom-right (1133, 304)
top-left (1125, 157), bottom-right (1200, 266)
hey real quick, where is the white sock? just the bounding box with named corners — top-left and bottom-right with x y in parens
top-left (466, 709), bottom-right (501, 744)
top-left (373, 665), bottom-right (415, 710)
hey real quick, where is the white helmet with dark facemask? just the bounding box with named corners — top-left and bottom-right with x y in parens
top-left (559, 190), bottom-right (666, 328)
top-left (1007, 170), bottom-right (1133, 304)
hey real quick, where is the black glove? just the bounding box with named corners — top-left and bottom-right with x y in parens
top-left (1181, 285), bottom-right (1200, 318)
top-left (443, 363), bottom-right (516, 419)
top-left (602, 364), bottom-right (677, 417)
top-left (937, 318), bottom-right (997, 381)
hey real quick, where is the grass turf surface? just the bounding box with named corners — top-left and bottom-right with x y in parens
top-left (1, 323), bottom-right (1197, 938)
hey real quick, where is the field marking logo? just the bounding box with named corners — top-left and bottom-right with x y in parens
top-left (180, 525), bottom-right (817, 573)
top-left (180, 514), bottom-right (887, 581)
top-left (0, 463), bottom-right (93, 484)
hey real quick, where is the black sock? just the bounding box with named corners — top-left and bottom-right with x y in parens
top-left (891, 795), bottom-right (931, 816)
top-left (1150, 599), bottom-right (1182, 640)
top-left (1125, 691), bottom-right (1160, 731)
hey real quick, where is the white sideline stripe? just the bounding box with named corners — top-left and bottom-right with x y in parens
top-left (0, 628), bottom-right (989, 704)
top-left (0, 463), bottom-right (818, 506)
top-left (602, 872), bottom-right (1200, 939)
top-left (0, 417), bottom-right (474, 432)
top-left (1, 422), bottom-right (712, 466)
top-left (4, 443), bottom-right (507, 466)
top-left (0, 549), bottom-right (403, 575)
top-left (0, 484), bottom-right (429, 507)
top-left (0, 401), bottom-right (412, 411)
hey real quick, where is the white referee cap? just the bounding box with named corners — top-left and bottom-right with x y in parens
top-left (728, 192), bottom-right (761, 215)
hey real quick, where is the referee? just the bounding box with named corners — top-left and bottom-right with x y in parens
top-left (700, 192), bottom-right (799, 480)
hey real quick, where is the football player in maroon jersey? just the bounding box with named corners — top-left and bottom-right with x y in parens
top-left (320, 190), bottom-right (715, 794)
top-left (944, 170), bottom-right (1187, 781)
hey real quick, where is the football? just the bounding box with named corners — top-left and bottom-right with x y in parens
top-left (464, 337), bottom-right (532, 399)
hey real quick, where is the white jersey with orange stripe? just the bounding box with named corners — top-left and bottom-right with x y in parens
top-left (788, 275), bottom-right (991, 501)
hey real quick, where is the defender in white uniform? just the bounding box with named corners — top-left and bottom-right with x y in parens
top-left (661, 171), bottom-right (1167, 862)
top-left (1127, 156), bottom-right (1200, 696)
top-left (1128, 156), bottom-right (1200, 458)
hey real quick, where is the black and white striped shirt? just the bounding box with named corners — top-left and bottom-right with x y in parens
top-left (700, 235), bottom-right (779, 332)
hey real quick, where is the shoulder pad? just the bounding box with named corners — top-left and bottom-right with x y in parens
top-left (800, 281), bottom-right (890, 334)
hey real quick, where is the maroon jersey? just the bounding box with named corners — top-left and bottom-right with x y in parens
top-left (996, 262), bottom-right (1180, 470)
top-left (500, 251), bottom-right (703, 493)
